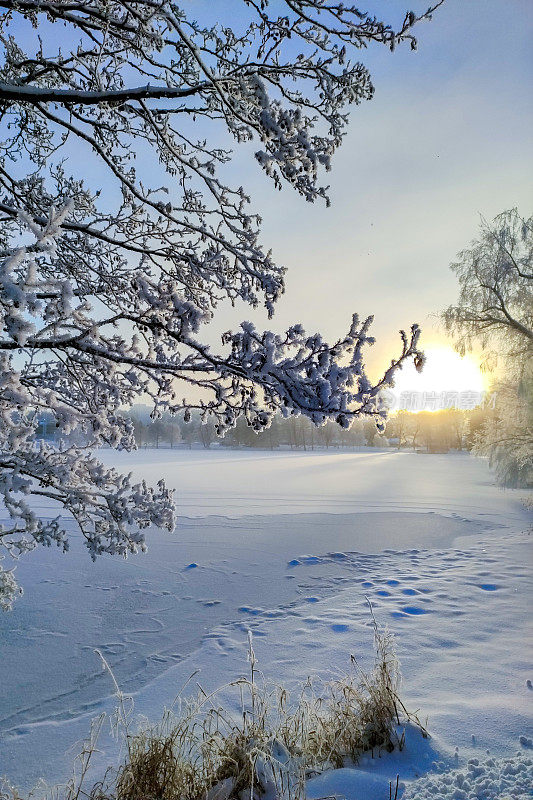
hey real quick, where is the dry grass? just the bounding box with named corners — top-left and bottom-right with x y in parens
top-left (2, 616), bottom-right (426, 800)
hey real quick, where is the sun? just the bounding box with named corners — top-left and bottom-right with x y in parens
top-left (390, 347), bottom-right (488, 411)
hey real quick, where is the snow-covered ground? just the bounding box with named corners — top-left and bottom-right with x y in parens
top-left (0, 449), bottom-right (531, 798)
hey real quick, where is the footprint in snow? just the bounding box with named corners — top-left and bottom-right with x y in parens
top-left (401, 606), bottom-right (429, 615)
top-left (331, 623), bottom-right (350, 633)
top-left (149, 654), bottom-right (169, 664)
top-left (238, 606), bottom-right (263, 615)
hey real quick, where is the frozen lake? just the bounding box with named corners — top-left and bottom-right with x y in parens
top-left (0, 449), bottom-right (531, 793)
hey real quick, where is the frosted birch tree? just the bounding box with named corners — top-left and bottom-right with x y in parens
top-left (443, 209), bottom-right (532, 487)
top-left (443, 209), bottom-right (532, 366)
top-left (0, 1), bottom-right (441, 607)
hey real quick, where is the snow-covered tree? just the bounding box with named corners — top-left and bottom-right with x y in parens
top-left (0, 1), bottom-right (439, 608)
top-left (474, 378), bottom-right (532, 488)
top-left (443, 209), bottom-right (532, 486)
top-left (443, 209), bottom-right (532, 368)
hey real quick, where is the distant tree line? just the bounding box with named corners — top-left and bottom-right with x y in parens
top-left (35, 404), bottom-right (490, 454)
top-left (386, 407), bottom-right (487, 453)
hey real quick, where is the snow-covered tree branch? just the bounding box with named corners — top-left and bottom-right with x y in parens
top-left (0, 1), bottom-right (438, 607)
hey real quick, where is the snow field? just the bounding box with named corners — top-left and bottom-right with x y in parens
top-left (0, 450), bottom-right (531, 797)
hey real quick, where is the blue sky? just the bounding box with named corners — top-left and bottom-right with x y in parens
top-left (8, 1), bottom-right (532, 391)
top-left (208, 0), bottom-right (532, 381)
